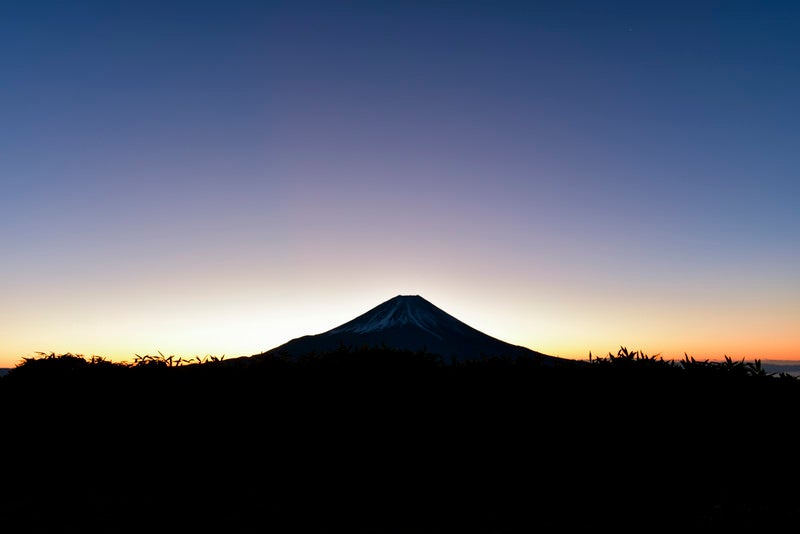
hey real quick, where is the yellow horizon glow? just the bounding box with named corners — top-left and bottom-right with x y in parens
top-left (2, 285), bottom-right (797, 368)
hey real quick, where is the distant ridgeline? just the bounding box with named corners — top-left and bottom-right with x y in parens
top-left (251, 294), bottom-right (566, 364)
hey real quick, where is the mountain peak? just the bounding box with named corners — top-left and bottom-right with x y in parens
top-left (328, 294), bottom-right (459, 338)
top-left (258, 294), bottom-right (567, 364)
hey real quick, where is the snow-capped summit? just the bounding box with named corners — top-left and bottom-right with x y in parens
top-left (327, 295), bottom-right (470, 338)
top-left (257, 294), bottom-right (567, 364)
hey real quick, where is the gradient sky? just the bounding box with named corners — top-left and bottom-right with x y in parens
top-left (2, 0), bottom-right (798, 368)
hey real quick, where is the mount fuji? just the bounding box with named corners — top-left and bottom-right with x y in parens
top-left (254, 294), bottom-right (569, 364)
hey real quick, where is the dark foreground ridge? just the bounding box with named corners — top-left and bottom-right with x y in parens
top-left (2, 347), bottom-right (799, 532)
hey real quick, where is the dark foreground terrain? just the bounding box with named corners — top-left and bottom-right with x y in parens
top-left (2, 348), bottom-right (799, 532)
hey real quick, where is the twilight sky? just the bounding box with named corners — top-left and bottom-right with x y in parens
top-left (2, 0), bottom-right (798, 367)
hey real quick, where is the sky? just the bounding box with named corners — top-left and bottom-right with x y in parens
top-left (2, 0), bottom-right (798, 368)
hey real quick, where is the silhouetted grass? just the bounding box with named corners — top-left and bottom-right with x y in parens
top-left (1, 346), bottom-right (799, 532)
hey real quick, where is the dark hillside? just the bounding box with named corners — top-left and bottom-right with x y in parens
top-left (255, 295), bottom-right (565, 365)
top-left (1, 348), bottom-right (799, 532)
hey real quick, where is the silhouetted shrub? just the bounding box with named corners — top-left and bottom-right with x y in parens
top-left (1, 345), bottom-right (799, 532)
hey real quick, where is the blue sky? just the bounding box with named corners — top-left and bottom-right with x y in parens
top-left (2, 1), bottom-right (798, 366)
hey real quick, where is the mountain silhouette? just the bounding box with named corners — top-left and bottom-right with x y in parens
top-left (254, 294), bottom-right (570, 364)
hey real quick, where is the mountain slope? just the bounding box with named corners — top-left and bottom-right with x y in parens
top-left (255, 294), bottom-right (568, 364)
